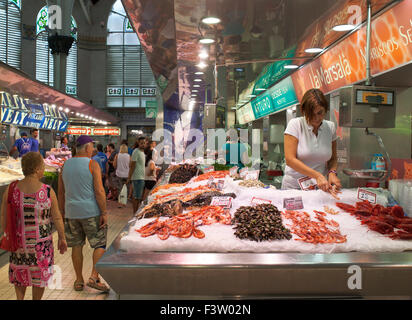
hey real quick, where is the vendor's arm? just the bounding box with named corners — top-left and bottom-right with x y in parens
top-left (327, 140), bottom-right (341, 189)
top-left (284, 134), bottom-right (331, 192)
top-left (149, 161), bottom-right (156, 175)
top-left (128, 160), bottom-right (136, 184)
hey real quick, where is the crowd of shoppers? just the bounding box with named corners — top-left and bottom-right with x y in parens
top-left (0, 134), bottom-right (159, 299)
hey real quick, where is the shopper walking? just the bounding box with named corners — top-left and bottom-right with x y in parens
top-left (114, 144), bottom-right (130, 206)
top-left (0, 152), bottom-right (67, 300)
top-left (92, 144), bottom-right (108, 192)
top-left (127, 137), bottom-right (146, 214)
top-left (142, 147), bottom-right (157, 202)
top-left (106, 143), bottom-right (118, 200)
top-left (58, 135), bottom-right (110, 293)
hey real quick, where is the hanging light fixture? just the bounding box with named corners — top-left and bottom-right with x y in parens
top-left (201, 16), bottom-right (221, 24)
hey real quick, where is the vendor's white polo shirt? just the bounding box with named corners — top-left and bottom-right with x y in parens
top-left (282, 116), bottom-right (337, 189)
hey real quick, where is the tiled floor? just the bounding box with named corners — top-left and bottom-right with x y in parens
top-left (0, 200), bottom-right (134, 300)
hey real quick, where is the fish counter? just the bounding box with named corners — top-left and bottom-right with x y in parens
top-left (97, 164), bottom-right (412, 299)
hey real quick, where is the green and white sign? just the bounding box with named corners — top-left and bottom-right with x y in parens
top-left (251, 76), bottom-right (298, 119)
top-left (145, 100), bottom-right (158, 118)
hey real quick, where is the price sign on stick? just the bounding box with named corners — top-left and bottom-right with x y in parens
top-left (229, 166), bottom-right (239, 177)
top-left (210, 197), bottom-right (233, 209)
top-left (239, 167), bottom-right (248, 178)
top-left (204, 166), bottom-right (214, 173)
top-left (283, 197), bottom-right (304, 210)
top-left (357, 188), bottom-right (377, 204)
top-left (245, 170), bottom-right (260, 180)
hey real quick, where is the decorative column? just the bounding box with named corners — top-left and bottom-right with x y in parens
top-left (46, 0), bottom-right (75, 93)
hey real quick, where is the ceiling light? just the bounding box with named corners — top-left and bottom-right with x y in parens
top-left (80, 114), bottom-right (84, 118)
top-left (65, 108), bottom-right (69, 113)
top-left (59, 106), bottom-right (63, 111)
top-left (196, 62), bottom-right (208, 69)
top-left (51, 104), bottom-right (56, 108)
top-left (76, 113), bottom-right (79, 116)
top-left (192, 90), bottom-right (199, 92)
top-left (199, 37), bottom-right (215, 44)
top-left (305, 47), bottom-right (324, 54)
top-left (284, 64), bottom-right (299, 69)
top-left (332, 24), bottom-right (355, 32)
top-left (248, 95), bottom-right (257, 98)
top-left (255, 88), bottom-right (266, 91)
top-left (201, 17), bottom-right (221, 24)
top-left (194, 71), bottom-right (204, 75)
top-left (191, 94), bottom-right (197, 97)
top-left (198, 51), bottom-right (209, 59)
top-left (193, 84), bottom-right (200, 87)
top-left (194, 79), bottom-right (202, 82)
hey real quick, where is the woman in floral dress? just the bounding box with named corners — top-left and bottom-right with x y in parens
top-left (0, 152), bottom-right (67, 300)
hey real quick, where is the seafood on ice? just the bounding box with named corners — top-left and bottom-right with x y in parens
top-left (136, 206), bottom-right (232, 240)
top-left (281, 210), bottom-right (347, 244)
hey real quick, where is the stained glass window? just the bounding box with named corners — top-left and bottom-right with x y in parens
top-left (106, 0), bottom-right (157, 108)
top-left (35, 6), bottom-right (78, 96)
top-left (0, 0), bottom-right (22, 69)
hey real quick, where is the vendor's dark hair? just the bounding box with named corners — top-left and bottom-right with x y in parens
top-left (60, 136), bottom-right (66, 144)
top-left (96, 144), bottom-right (104, 152)
top-left (300, 88), bottom-right (329, 122)
top-left (108, 143), bottom-right (115, 150)
top-left (145, 147), bottom-right (153, 166)
top-left (121, 139), bottom-right (128, 146)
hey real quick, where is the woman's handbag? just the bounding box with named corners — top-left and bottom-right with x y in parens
top-left (0, 181), bottom-right (19, 252)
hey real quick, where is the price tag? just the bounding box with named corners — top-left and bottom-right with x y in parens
top-left (298, 176), bottom-right (318, 191)
top-left (210, 196), bottom-right (233, 208)
top-left (251, 197), bottom-right (272, 205)
top-left (239, 167), bottom-right (248, 178)
top-left (283, 197), bottom-right (304, 210)
top-left (245, 170), bottom-right (259, 180)
top-left (229, 166), bottom-right (238, 177)
top-left (204, 166), bottom-right (214, 173)
top-left (357, 188), bottom-right (377, 204)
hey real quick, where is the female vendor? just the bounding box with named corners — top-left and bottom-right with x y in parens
top-left (282, 88), bottom-right (341, 198)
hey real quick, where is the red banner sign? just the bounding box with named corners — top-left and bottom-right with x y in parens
top-left (292, 0), bottom-right (412, 100)
top-left (66, 126), bottom-right (121, 136)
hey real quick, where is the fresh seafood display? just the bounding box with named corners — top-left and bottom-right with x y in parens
top-left (136, 206), bottom-right (231, 240)
top-left (193, 170), bottom-right (230, 182)
top-left (336, 201), bottom-right (412, 239)
top-left (232, 204), bottom-right (292, 242)
top-left (282, 210), bottom-right (347, 244)
top-left (323, 206), bottom-right (340, 215)
top-left (169, 164), bottom-right (201, 184)
top-left (151, 183), bottom-right (186, 195)
top-left (182, 192), bottom-right (237, 209)
top-left (138, 199), bottom-right (183, 219)
top-left (239, 180), bottom-right (265, 188)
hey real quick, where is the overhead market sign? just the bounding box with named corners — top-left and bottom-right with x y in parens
top-left (251, 76), bottom-right (298, 120)
top-left (67, 126), bottom-right (121, 136)
top-left (0, 92), bottom-right (68, 132)
top-left (107, 87), bottom-right (157, 97)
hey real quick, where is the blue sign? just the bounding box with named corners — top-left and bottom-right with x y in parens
top-left (0, 92), bottom-right (69, 132)
top-left (251, 76), bottom-right (298, 119)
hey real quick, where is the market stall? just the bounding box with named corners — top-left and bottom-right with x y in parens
top-left (97, 164), bottom-right (412, 299)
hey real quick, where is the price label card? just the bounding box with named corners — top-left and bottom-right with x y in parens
top-left (283, 197), bottom-right (304, 210)
top-left (207, 179), bottom-right (225, 191)
top-left (210, 196), bottom-right (233, 208)
top-left (298, 176), bottom-right (318, 191)
top-left (245, 170), bottom-right (260, 180)
top-left (204, 166), bottom-right (214, 173)
top-left (229, 166), bottom-right (239, 177)
top-left (239, 167), bottom-right (249, 178)
top-left (357, 188), bottom-right (377, 204)
top-left (251, 197), bottom-right (272, 205)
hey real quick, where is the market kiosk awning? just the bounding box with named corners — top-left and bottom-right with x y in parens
top-left (0, 61), bottom-right (118, 125)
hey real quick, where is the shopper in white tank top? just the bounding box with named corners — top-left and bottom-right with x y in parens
top-left (114, 144), bottom-right (131, 203)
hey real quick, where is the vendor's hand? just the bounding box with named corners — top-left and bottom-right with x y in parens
top-left (328, 173), bottom-right (342, 190)
top-left (329, 185), bottom-right (341, 200)
top-left (58, 237), bottom-right (68, 254)
top-left (126, 178), bottom-right (131, 185)
top-left (316, 174), bottom-right (331, 193)
top-left (100, 213), bottom-right (108, 229)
